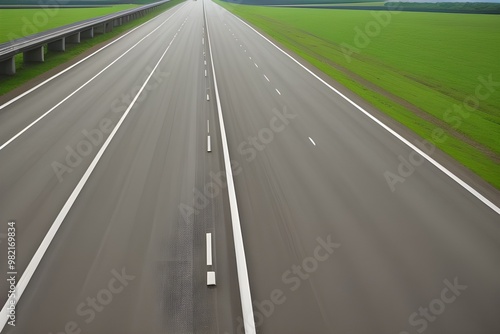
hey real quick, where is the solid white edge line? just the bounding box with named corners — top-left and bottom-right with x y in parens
top-left (0, 22), bottom-right (181, 332)
top-left (0, 2), bottom-right (186, 112)
top-left (207, 135), bottom-right (211, 152)
top-left (204, 2), bottom-right (257, 333)
top-left (206, 233), bottom-right (213, 266)
top-left (223, 7), bottom-right (500, 215)
top-left (0, 4), bottom-right (186, 152)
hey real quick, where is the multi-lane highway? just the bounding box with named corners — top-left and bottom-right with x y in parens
top-left (0, 0), bottom-right (499, 333)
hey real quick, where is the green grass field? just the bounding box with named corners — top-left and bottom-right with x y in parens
top-left (0, 5), bottom-right (138, 44)
top-left (217, 1), bottom-right (500, 188)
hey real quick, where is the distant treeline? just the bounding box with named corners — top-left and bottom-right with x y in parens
top-left (0, 0), bottom-right (160, 5)
top-left (385, 2), bottom-right (500, 14)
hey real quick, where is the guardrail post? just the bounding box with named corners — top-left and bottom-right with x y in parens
top-left (0, 57), bottom-right (15, 76)
top-left (81, 27), bottom-right (94, 39)
top-left (24, 46), bottom-right (44, 63)
top-left (48, 38), bottom-right (65, 52)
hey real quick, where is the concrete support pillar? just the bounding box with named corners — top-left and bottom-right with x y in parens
top-left (67, 32), bottom-right (80, 44)
top-left (81, 28), bottom-right (94, 39)
top-left (0, 57), bottom-right (16, 75)
top-left (48, 38), bottom-right (65, 52)
top-left (24, 46), bottom-right (44, 62)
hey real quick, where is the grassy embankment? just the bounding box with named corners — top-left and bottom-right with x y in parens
top-left (0, 0), bottom-right (184, 95)
top-left (217, 1), bottom-right (500, 188)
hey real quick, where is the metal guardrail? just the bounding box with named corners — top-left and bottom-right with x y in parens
top-left (0, 0), bottom-right (171, 74)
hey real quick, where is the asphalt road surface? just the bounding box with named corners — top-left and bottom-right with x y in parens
top-left (0, 0), bottom-right (499, 333)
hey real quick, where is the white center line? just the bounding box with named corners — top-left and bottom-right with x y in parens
top-left (254, 63), bottom-right (258, 68)
top-left (207, 94), bottom-right (210, 101)
top-left (204, 7), bottom-right (256, 333)
top-left (207, 119), bottom-right (210, 133)
top-left (275, 88), bottom-right (281, 95)
top-left (264, 74), bottom-right (270, 82)
top-left (205, 69), bottom-right (207, 77)
top-left (206, 233), bottom-right (213, 265)
top-left (309, 137), bottom-right (316, 146)
top-left (207, 135), bottom-right (211, 152)
top-left (202, 37), bottom-right (204, 44)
